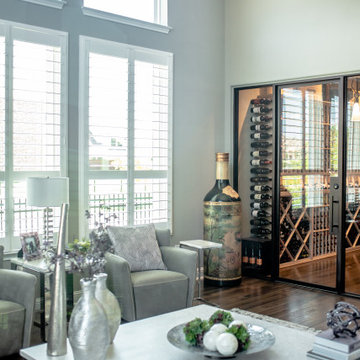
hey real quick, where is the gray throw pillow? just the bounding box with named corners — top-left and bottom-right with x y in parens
top-left (107, 224), bottom-right (167, 272)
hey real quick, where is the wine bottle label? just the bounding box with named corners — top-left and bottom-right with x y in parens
top-left (251, 159), bottom-right (260, 166)
top-left (254, 194), bottom-right (262, 200)
top-left (256, 258), bottom-right (263, 266)
top-left (254, 185), bottom-right (262, 191)
top-left (222, 185), bottom-right (239, 199)
top-left (242, 256), bottom-right (248, 263)
top-left (252, 151), bottom-right (260, 157)
top-left (254, 133), bottom-right (261, 139)
top-left (252, 210), bottom-right (259, 216)
top-left (203, 202), bottom-right (242, 281)
top-left (249, 257), bottom-right (256, 265)
top-left (253, 202), bottom-right (261, 209)
top-left (252, 107), bottom-right (261, 113)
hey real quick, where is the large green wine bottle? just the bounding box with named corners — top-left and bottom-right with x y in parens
top-left (203, 153), bottom-right (242, 286)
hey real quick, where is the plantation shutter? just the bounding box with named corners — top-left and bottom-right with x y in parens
top-left (0, 23), bottom-right (67, 251)
top-left (81, 37), bottom-right (172, 232)
top-left (0, 32), bottom-right (5, 239)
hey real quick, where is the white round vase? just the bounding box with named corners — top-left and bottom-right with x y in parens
top-left (68, 278), bottom-right (110, 360)
top-left (95, 273), bottom-right (121, 343)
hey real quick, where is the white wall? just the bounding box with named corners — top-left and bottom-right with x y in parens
top-left (224, 0), bottom-right (360, 156)
top-left (0, 0), bottom-right (225, 244)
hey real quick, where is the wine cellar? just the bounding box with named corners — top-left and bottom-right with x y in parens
top-left (234, 76), bottom-right (360, 294)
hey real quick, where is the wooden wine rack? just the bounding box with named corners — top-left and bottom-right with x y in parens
top-left (280, 192), bottom-right (360, 266)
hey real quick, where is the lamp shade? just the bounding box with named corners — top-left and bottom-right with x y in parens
top-left (27, 177), bottom-right (69, 207)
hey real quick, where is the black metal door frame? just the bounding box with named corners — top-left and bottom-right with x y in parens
top-left (233, 74), bottom-right (360, 298)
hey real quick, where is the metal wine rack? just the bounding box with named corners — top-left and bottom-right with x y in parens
top-left (249, 98), bottom-right (273, 239)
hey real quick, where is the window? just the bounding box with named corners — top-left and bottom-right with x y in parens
top-left (82, 0), bottom-right (170, 33)
top-left (79, 36), bottom-right (173, 235)
top-left (0, 21), bottom-right (67, 251)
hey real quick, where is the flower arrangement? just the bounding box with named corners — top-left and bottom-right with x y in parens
top-left (44, 205), bottom-right (117, 280)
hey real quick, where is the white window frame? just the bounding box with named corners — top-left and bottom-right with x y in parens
top-left (82, 0), bottom-right (171, 34)
top-left (79, 35), bottom-right (173, 238)
top-left (20, 0), bottom-right (67, 9)
top-left (0, 20), bottom-right (68, 251)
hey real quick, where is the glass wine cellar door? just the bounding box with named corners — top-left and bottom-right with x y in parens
top-left (345, 76), bottom-right (360, 295)
top-left (278, 81), bottom-right (340, 288)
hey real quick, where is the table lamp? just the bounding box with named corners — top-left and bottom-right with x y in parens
top-left (26, 177), bottom-right (69, 245)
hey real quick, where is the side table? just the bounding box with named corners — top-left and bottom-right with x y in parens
top-left (10, 257), bottom-right (74, 342)
top-left (179, 240), bottom-right (222, 303)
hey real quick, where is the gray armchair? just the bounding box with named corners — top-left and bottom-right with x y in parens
top-left (0, 268), bottom-right (37, 356)
top-left (105, 229), bottom-right (197, 322)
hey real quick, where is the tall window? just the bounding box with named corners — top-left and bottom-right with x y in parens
top-left (0, 21), bottom-right (67, 251)
top-left (83, 0), bottom-right (168, 26)
top-left (79, 36), bottom-right (172, 234)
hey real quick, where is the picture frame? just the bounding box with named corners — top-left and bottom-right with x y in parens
top-left (20, 232), bottom-right (41, 261)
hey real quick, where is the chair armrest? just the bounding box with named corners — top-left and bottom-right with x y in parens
top-left (160, 246), bottom-right (197, 307)
top-left (0, 269), bottom-right (37, 348)
top-left (0, 245), bottom-right (3, 269)
top-left (104, 252), bottom-right (136, 321)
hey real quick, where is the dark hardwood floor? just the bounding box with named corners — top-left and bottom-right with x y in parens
top-left (201, 276), bottom-right (360, 330)
top-left (8, 276), bottom-right (360, 359)
top-left (279, 249), bottom-right (360, 293)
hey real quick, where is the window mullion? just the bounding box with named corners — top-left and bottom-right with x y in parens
top-left (5, 26), bottom-right (13, 250)
top-left (79, 37), bottom-right (90, 239)
top-left (127, 53), bottom-right (135, 225)
top-left (154, 0), bottom-right (159, 25)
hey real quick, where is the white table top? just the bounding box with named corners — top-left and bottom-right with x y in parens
top-left (11, 257), bottom-right (52, 274)
top-left (179, 239), bottom-right (222, 249)
top-left (11, 257), bottom-right (71, 273)
top-left (20, 304), bottom-right (317, 360)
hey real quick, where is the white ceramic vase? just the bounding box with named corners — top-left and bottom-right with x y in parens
top-left (68, 278), bottom-right (110, 360)
top-left (95, 272), bottom-right (121, 343)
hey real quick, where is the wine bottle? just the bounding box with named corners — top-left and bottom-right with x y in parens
top-left (251, 201), bottom-right (271, 209)
top-left (250, 168), bottom-right (272, 175)
top-left (250, 132), bottom-right (272, 140)
top-left (250, 98), bottom-right (272, 105)
top-left (250, 115), bottom-right (272, 123)
top-left (251, 228), bottom-right (271, 235)
top-left (251, 209), bottom-right (270, 217)
top-left (249, 246), bottom-right (256, 266)
top-left (250, 159), bottom-right (272, 166)
top-left (250, 218), bottom-right (271, 226)
top-left (250, 176), bottom-right (272, 183)
top-left (250, 193), bottom-right (271, 200)
top-left (250, 141), bottom-right (272, 148)
top-left (250, 124), bottom-right (272, 131)
top-left (250, 184), bottom-right (272, 192)
top-left (250, 150), bottom-right (272, 157)
top-left (256, 247), bottom-right (263, 267)
top-left (203, 152), bottom-right (242, 286)
top-left (242, 246), bottom-right (248, 264)
top-left (251, 106), bottom-right (271, 114)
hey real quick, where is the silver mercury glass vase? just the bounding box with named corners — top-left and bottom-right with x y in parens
top-left (95, 273), bottom-right (121, 344)
top-left (68, 278), bottom-right (110, 360)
